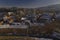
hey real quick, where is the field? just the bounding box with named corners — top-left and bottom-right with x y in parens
top-left (0, 36), bottom-right (40, 40)
top-left (0, 36), bottom-right (30, 40)
top-left (0, 36), bottom-right (53, 40)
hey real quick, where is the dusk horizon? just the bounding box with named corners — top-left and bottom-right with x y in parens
top-left (0, 0), bottom-right (60, 8)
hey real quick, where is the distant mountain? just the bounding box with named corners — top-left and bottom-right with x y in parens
top-left (38, 4), bottom-right (60, 11)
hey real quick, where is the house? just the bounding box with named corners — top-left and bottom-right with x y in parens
top-left (26, 13), bottom-right (37, 23)
top-left (37, 13), bottom-right (53, 23)
top-left (56, 13), bottom-right (60, 19)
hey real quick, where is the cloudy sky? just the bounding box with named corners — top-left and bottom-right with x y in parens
top-left (0, 0), bottom-right (60, 8)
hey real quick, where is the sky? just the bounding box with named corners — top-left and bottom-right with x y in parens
top-left (0, 0), bottom-right (60, 8)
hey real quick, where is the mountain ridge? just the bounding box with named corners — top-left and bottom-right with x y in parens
top-left (37, 4), bottom-right (60, 11)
